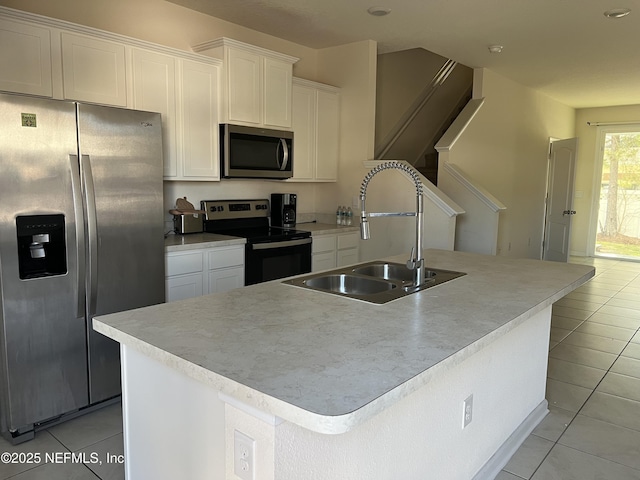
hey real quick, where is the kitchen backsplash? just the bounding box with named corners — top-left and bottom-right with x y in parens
top-left (163, 181), bottom-right (338, 233)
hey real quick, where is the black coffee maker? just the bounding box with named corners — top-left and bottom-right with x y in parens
top-left (271, 193), bottom-right (297, 228)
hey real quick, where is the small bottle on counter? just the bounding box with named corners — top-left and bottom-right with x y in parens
top-left (346, 207), bottom-right (353, 226)
top-left (336, 206), bottom-right (342, 225)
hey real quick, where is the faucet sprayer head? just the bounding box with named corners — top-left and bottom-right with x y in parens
top-left (360, 217), bottom-right (370, 240)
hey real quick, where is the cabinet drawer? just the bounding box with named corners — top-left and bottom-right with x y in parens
top-left (208, 246), bottom-right (244, 270)
top-left (312, 235), bottom-right (336, 253)
top-left (165, 251), bottom-right (204, 276)
top-left (312, 251), bottom-right (336, 272)
top-left (337, 232), bottom-right (359, 250)
top-left (166, 273), bottom-right (204, 302)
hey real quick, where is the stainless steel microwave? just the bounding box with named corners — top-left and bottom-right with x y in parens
top-left (220, 124), bottom-right (293, 179)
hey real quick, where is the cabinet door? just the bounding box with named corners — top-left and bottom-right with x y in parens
top-left (312, 251), bottom-right (336, 272)
top-left (227, 47), bottom-right (261, 125)
top-left (132, 48), bottom-right (177, 177)
top-left (61, 32), bottom-right (127, 106)
top-left (315, 90), bottom-right (340, 181)
top-left (208, 266), bottom-right (244, 294)
top-left (0, 19), bottom-right (52, 97)
top-left (291, 83), bottom-right (315, 180)
top-left (263, 57), bottom-right (292, 128)
top-left (166, 273), bottom-right (204, 302)
top-left (337, 248), bottom-right (359, 268)
top-left (180, 59), bottom-right (220, 179)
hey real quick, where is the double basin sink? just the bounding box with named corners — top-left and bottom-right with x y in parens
top-left (284, 261), bottom-right (466, 304)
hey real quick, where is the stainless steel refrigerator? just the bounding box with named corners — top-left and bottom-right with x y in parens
top-left (0, 93), bottom-right (165, 444)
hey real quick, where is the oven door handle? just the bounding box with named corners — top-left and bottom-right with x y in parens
top-left (251, 237), bottom-right (312, 250)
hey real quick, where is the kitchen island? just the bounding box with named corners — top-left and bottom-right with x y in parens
top-left (94, 249), bottom-right (594, 480)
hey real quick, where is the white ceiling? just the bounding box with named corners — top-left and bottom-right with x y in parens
top-left (167, 0), bottom-right (640, 109)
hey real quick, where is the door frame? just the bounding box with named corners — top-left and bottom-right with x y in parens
top-left (542, 137), bottom-right (578, 262)
top-left (587, 124), bottom-right (640, 257)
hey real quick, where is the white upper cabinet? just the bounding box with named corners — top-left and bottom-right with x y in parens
top-left (192, 38), bottom-right (298, 129)
top-left (263, 57), bottom-right (293, 128)
top-left (131, 48), bottom-right (221, 181)
top-left (61, 32), bottom-right (127, 106)
top-left (179, 59), bottom-right (220, 180)
top-left (227, 47), bottom-right (261, 125)
top-left (290, 78), bottom-right (340, 182)
top-left (0, 18), bottom-right (52, 97)
top-left (131, 48), bottom-right (177, 177)
top-left (315, 88), bottom-right (340, 181)
top-left (291, 82), bottom-right (316, 180)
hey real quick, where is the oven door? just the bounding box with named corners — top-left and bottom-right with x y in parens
top-left (245, 237), bottom-right (312, 285)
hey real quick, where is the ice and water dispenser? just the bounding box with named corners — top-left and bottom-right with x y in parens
top-left (16, 214), bottom-right (67, 279)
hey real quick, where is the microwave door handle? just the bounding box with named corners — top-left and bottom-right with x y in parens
top-left (277, 138), bottom-right (289, 171)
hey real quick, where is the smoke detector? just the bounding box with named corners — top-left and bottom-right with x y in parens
top-left (604, 8), bottom-right (631, 18)
top-left (367, 6), bottom-right (391, 16)
top-left (488, 45), bottom-right (504, 54)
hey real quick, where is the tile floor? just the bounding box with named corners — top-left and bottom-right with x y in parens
top-left (0, 256), bottom-right (639, 480)
top-left (0, 402), bottom-right (124, 479)
top-left (497, 256), bottom-right (640, 480)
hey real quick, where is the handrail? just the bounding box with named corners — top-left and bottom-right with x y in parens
top-left (375, 59), bottom-right (458, 159)
top-left (435, 98), bottom-right (484, 153)
top-left (441, 163), bottom-right (506, 213)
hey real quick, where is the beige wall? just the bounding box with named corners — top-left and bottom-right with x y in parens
top-left (445, 69), bottom-right (575, 259)
top-left (572, 105), bottom-right (640, 255)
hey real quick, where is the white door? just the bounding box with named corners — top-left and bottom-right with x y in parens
top-left (543, 138), bottom-right (578, 262)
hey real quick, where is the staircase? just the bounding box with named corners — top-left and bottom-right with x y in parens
top-left (374, 48), bottom-right (473, 185)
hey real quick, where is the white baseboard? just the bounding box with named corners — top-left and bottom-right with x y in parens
top-left (472, 400), bottom-right (549, 480)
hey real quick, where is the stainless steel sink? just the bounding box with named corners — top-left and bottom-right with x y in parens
top-left (352, 263), bottom-right (436, 284)
top-left (304, 274), bottom-right (396, 295)
top-left (284, 261), bottom-right (465, 304)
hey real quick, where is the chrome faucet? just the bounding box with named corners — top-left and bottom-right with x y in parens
top-left (359, 161), bottom-right (426, 290)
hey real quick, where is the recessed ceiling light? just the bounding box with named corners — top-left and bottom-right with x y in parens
top-left (604, 8), bottom-right (631, 18)
top-left (367, 6), bottom-right (391, 16)
top-left (488, 45), bottom-right (504, 54)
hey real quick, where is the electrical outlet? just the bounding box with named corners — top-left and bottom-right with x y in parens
top-left (462, 394), bottom-right (473, 428)
top-left (234, 430), bottom-right (255, 480)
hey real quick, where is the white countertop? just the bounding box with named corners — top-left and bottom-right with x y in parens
top-left (94, 249), bottom-right (593, 434)
top-left (295, 222), bottom-right (359, 235)
top-left (164, 233), bottom-right (245, 252)
top-left (164, 223), bottom-right (356, 253)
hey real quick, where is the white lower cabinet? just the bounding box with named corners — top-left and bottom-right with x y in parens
top-left (206, 246), bottom-right (244, 294)
top-left (311, 232), bottom-right (359, 272)
top-left (165, 244), bottom-right (244, 302)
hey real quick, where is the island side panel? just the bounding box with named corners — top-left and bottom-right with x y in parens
top-left (120, 345), bottom-right (226, 479)
top-left (266, 306), bottom-right (552, 480)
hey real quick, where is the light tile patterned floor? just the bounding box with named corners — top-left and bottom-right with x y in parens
top-left (1, 257), bottom-right (639, 479)
top-left (498, 256), bottom-right (640, 480)
top-left (0, 403), bottom-right (124, 480)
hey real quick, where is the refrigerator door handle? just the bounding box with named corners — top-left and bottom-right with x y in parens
top-left (69, 154), bottom-right (86, 319)
top-left (80, 154), bottom-right (99, 318)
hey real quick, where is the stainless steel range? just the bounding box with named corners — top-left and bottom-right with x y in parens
top-left (201, 199), bottom-right (312, 285)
